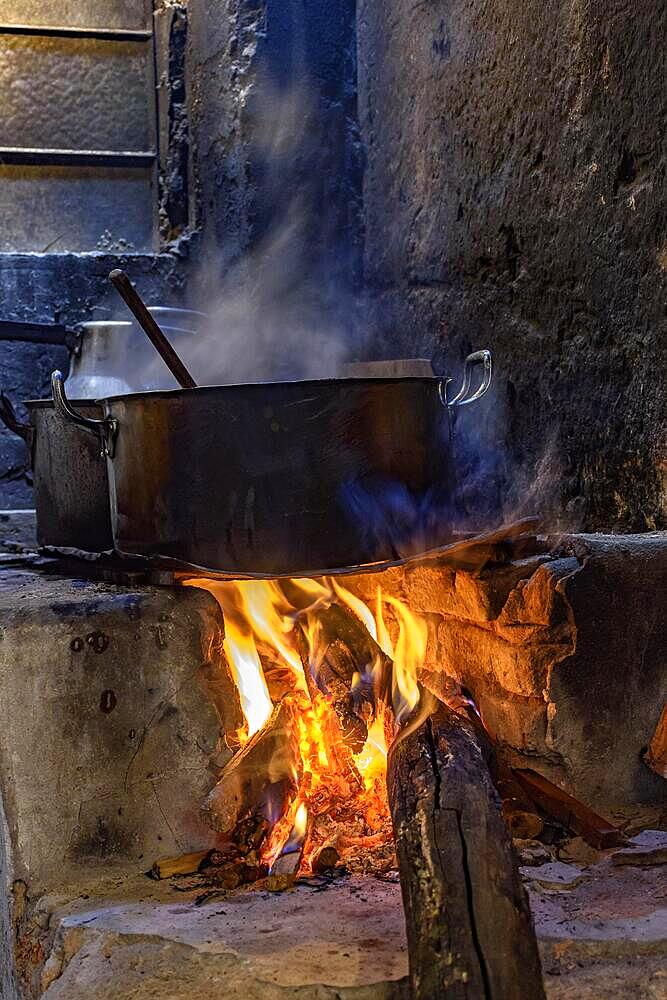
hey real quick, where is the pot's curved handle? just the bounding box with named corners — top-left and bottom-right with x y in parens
top-left (0, 391), bottom-right (33, 447)
top-left (51, 370), bottom-right (117, 458)
top-left (439, 349), bottom-right (493, 407)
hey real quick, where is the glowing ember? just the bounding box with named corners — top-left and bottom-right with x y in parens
top-left (183, 576), bottom-right (426, 874)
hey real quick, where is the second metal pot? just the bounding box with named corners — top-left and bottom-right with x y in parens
top-left (0, 395), bottom-right (112, 552)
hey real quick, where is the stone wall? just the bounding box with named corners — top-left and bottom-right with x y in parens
top-left (346, 532), bottom-right (667, 814)
top-left (357, 0), bottom-right (666, 532)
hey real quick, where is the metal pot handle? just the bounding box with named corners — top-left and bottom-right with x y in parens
top-left (439, 349), bottom-right (493, 407)
top-left (0, 391), bottom-right (33, 447)
top-left (51, 370), bottom-right (117, 458)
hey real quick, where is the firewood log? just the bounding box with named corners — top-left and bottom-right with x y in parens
top-left (387, 703), bottom-right (545, 1000)
top-left (512, 768), bottom-right (626, 849)
top-left (496, 763), bottom-right (545, 840)
top-left (202, 698), bottom-right (301, 837)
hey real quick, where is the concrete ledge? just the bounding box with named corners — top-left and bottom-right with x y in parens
top-left (0, 570), bottom-right (227, 891)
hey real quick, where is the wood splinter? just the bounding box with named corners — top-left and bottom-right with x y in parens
top-left (388, 703), bottom-right (545, 1000)
top-left (150, 850), bottom-right (211, 880)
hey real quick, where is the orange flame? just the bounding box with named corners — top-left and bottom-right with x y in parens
top-left (184, 575), bottom-right (427, 870)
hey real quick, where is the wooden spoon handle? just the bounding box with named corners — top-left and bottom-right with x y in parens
top-left (108, 269), bottom-right (197, 390)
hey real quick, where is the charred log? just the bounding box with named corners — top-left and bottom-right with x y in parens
top-left (202, 698), bottom-right (301, 838)
top-left (388, 703), bottom-right (545, 1000)
top-left (311, 840), bottom-right (340, 873)
top-left (296, 602), bottom-right (392, 752)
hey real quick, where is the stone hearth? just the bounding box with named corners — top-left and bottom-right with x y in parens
top-left (0, 530), bottom-right (665, 998)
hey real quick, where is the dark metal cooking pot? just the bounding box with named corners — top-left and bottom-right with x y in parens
top-left (51, 351), bottom-right (492, 576)
top-left (0, 394), bottom-right (112, 552)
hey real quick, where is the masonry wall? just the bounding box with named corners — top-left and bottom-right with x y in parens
top-left (357, 0), bottom-right (666, 532)
top-left (187, 0), bottom-right (361, 330)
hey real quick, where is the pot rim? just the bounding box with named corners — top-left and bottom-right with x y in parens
top-left (97, 374), bottom-right (445, 405)
top-left (23, 398), bottom-right (104, 409)
top-left (76, 321), bottom-right (197, 337)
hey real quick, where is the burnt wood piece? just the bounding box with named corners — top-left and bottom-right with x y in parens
top-left (644, 704), bottom-right (667, 779)
top-left (197, 654), bottom-right (245, 753)
top-left (312, 840), bottom-right (340, 873)
top-left (201, 855), bottom-right (268, 890)
top-left (388, 704), bottom-right (545, 1000)
top-left (296, 603), bottom-right (393, 753)
top-left (257, 642), bottom-right (297, 705)
top-left (512, 769), bottom-right (626, 849)
top-left (202, 699), bottom-right (301, 836)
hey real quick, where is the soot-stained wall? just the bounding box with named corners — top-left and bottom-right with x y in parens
top-left (358, 0), bottom-right (666, 532)
top-left (188, 0), bottom-right (361, 320)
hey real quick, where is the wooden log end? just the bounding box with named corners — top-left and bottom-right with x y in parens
top-left (388, 704), bottom-right (546, 1000)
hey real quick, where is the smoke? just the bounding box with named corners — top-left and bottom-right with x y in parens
top-left (168, 201), bottom-right (355, 386)
top-left (339, 373), bottom-right (583, 559)
top-left (451, 388), bottom-right (585, 537)
top-left (152, 79), bottom-right (363, 388)
top-left (341, 478), bottom-right (461, 560)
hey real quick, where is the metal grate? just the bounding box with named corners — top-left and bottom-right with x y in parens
top-left (0, 1), bottom-right (158, 252)
top-left (0, 23), bottom-right (152, 41)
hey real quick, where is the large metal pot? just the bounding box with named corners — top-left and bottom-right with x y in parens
top-left (52, 351), bottom-right (492, 576)
top-left (0, 394), bottom-right (112, 552)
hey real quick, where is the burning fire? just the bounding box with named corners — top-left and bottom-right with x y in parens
top-left (183, 575), bottom-right (427, 875)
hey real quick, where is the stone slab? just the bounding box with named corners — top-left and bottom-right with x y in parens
top-left (0, 568), bottom-right (226, 891)
top-left (23, 871), bottom-right (409, 999)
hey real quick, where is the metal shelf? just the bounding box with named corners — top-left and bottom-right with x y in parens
top-left (0, 147), bottom-right (157, 168)
top-left (0, 24), bottom-right (151, 42)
